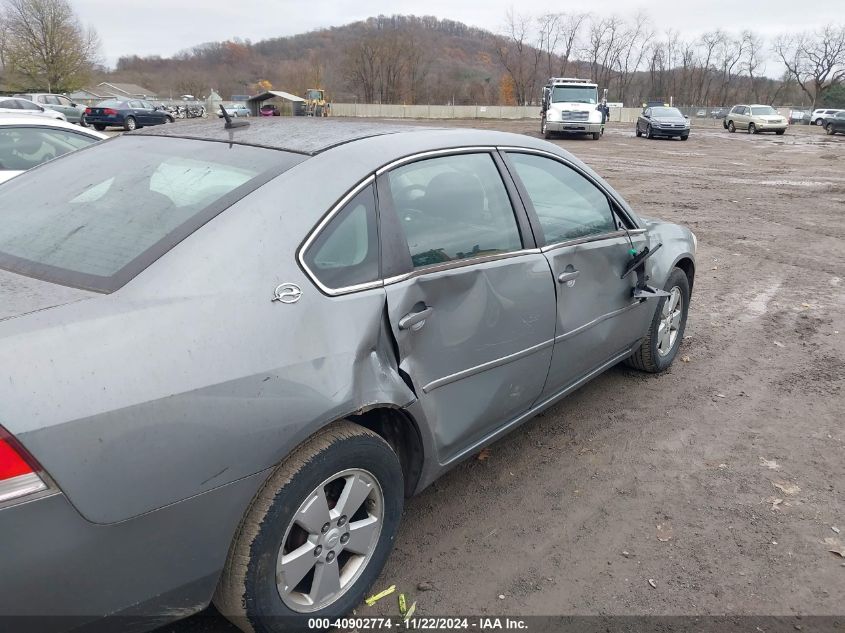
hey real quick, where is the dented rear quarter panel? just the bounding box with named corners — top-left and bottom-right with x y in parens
top-left (0, 156), bottom-right (415, 525)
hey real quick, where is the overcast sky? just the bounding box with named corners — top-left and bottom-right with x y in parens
top-left (74, 0), bottom-right (834, 74)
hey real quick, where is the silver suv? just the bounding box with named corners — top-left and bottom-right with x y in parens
top-left (13, 93), bottom-right (88, 125)
top-left (724, 105), bottom-right (788, 135)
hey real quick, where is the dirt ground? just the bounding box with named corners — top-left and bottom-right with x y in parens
top-left (162, 121), bottom-right (845, 631)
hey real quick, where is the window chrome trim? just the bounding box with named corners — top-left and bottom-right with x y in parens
top-left (297, 175), bottom-right (383, 297)
top-left (423, 338), bottom-right (555, 393)
top-left (382, 248), bottom-right (542, 287)
top-left (540, 230), bottom-right (630, 254)
top-left (375, 146), bottom-right (498, 175)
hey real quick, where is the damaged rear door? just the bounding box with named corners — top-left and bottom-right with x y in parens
top-left (377, 151), bottom-right (557, 462)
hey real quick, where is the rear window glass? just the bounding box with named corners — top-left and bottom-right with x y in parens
top-left (0, 126), bottom-right (99, 171)
top-left (0, 136), bottom-right (304, 292)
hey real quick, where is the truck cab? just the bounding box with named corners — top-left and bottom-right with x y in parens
top-left (540, 78), bottom-right (605, 140)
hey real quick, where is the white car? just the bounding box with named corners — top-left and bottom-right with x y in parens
top-left (0, 97), bottom-right (69, 121)
top-left (0, 116), bottom-right (107, 184)
top-left (811, 108), bottom-right (844, 126)
top-left (218, 103), bottom-right (251, 118)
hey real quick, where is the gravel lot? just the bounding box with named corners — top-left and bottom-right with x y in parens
top-left (160, 121), bottom-right (845, 631)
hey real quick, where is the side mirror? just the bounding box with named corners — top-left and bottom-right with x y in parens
top-left (643, 113), bottom-right (650, 119)
top-left (684, 115), bottom-right (689, 119)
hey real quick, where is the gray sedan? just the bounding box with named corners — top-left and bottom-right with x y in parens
top-left (0, 119), bottom-right (695, 632)
top-left (636, 106), bottom-right (691, 140)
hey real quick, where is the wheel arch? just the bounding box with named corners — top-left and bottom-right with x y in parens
top-left (673, 255), bottom-right (696, 292)
top-left (345, 406), bottom-right (424, 498)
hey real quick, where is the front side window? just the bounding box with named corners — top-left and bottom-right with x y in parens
top-left (0, 136), bottom-right (304, 292)
top-left (387, 153), bottom-right (522, 268)
top-left (508, 153), bottom-right (616, 244)
top-left (57, 96), bottom-right (72, 106)
top-left (302, 185), bottom-right (379, 290)
top-left (0, 127), bottom-right (100, 171)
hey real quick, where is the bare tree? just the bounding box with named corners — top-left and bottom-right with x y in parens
top-left (3, 0), bottom-right (100, 91)
top-left (741, 31), bottom-right (765, 102)
top-left (774, 26), bottom-right (845, 107)
top-left (494, 9), bottom-right (543, 105)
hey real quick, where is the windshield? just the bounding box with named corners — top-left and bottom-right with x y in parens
top-left (0, 136), bottom-right (304, 292)
top-left (651, 107), bottom-right (683, 118)
top-left (751, 106), bottom-right (777, 116)
top-left (551, 86), bottom-right (597, 104)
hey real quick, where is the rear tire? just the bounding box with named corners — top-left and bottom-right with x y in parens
top-left (93, 124), bottom-right (106, 131)
top-left (624, 267), bottom-right (690, 373)
top-left (592, 131), bottom-right (601, 140)
top-left (815, 118), bottom-right (824, 126)
top-left (680, 135), bottom-right (689, 141)
top-left (214, 421), bottom-right (404, 633)
top-left (124, 116), bottom-right (137, 131)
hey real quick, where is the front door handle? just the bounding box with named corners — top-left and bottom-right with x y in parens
top-left (557, 270), bottom-right (580, 284)
top-left (399, 306), bottom-right (433, 331)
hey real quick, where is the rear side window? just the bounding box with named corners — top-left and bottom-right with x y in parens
top-left (302, 185), bottom-right (379, 290)
top-left (0, 136), bottom-right (304, 292)
top-left (17, 99), bottom-right (41, 111)
top-left (386, 153), bottom-right (521, 268)
top-left (0, 127), bottom-right (99, 171)
top-left (507, 153), bottom-right (616, 244)
top-left (0, 100), bottom-right (21, 109)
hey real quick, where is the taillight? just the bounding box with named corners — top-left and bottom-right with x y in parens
top-left (0, 426), bottom-right (47, 504)
top-left (84, 107), bottom-right (91, 115)
top-left (103, 108), bottom-right (118, 116)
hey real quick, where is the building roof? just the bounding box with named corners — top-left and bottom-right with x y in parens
top-left (248, 90), bottom-right (306, 103)
top-left (132, 118), bottom-right (440, 155)
top-left (98, 82), bottom-right (158, 98)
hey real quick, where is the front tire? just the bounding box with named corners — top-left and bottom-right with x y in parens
top-left (646, 124), bottom-right (654, 139)
top-left (635, 124), bottom-right (642, 137)
top-left (825, 124), bottom-right (835, 135)
top-left (215, 421), bottom-right (404, 633)
top-left (728, 121), bottom-right (736, 133)
top-left (625, 267), bottom-right (690, 373)
top-left (592, 131), bottom-right (601, 140)
top-left (680, 134), bottom-right (689, 141)
top-left (748, 123), bottom-right (757, 134)
top-left (541, 118), bottom-right (551, 140)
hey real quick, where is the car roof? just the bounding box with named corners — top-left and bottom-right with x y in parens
top-left (0, 115), bottom-right (108, 138)
top-left (130, 118), bottom-right (459, 156)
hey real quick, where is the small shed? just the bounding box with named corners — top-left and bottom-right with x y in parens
top-left (247, 90), bottom-right (306, 116)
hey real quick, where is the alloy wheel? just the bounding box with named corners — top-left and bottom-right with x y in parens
top-left (277, 468), bottom-right (384, 613)
top-left (657, 287), bottom-right (683, 357)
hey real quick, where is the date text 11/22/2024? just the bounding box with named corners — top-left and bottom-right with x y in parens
top-left (307, 617), bottom-right (529, 630)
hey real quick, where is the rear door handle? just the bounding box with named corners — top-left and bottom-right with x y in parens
top-left (399, 306), bottom-right (433, 330)
top-left (557, 270), bottom-right (580, 284)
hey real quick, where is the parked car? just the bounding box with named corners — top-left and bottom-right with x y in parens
top-left (0, 97), bottom-right (66, 121)
top-left (260, 103), bottom-right (280, 116)
top-left (695, 109), bottom-right (707, 117)
top-left (218, 103), bottom-right (251, 118)
top-left (789, 109), bottom-right (809, 124)
top-left (823, 111), bottom-right (845, 135)
top-left (710, 108), bottom-right (730, 119)
top-left (636, 106), bottom-right (690, 140)
top-left (724, 105), bottom-right (787, 134)
top-left (811, 108), bottom-right (843, 126)
top-left (84, 99), bottom-right (174, 131)
top-left (12, 93), bottom-right (88, 125)
top-left (0, 119), bottom-right (695, 632)
top-left (0, 116), bottom-right (106, 183)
